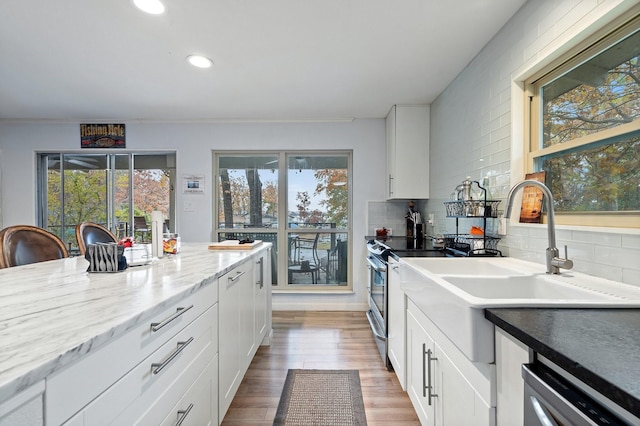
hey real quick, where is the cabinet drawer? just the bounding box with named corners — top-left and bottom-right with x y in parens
top-left (83, 304), bottom-right (217, 425)
top-left (46, 283), bottom-right (217, 426)
top-left (159, 357), bottom-right (216, 426)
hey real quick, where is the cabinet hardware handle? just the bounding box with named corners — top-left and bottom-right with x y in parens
top-left (176, 403), bottom-right (194, 426)
top-left (257, 257), bottom-right (264, 289)
top-left (423, 345), bottom-right (438, 405)
top-left (151, 337), bottom-right (194, 375)
top-left (389, 175), bottom-right (393, 195)
top-left (150, 305), bottom-right (194, 332)
top-left (228, 270), bottom-right (246, 282)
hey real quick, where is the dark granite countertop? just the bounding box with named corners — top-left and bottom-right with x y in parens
top-left (485, 308), bottom-right (640, 418)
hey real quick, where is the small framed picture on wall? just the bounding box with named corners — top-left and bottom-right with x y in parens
top-left (183, 174), bottom-right (205, 193)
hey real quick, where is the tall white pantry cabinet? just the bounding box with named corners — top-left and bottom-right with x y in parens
top-left (385, 105), bottom-right (430, 200)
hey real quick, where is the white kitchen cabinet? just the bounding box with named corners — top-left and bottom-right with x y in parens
top-left (0, 382), bottom-right (44, 426)
top-left (495, 328), bottom-right (529, 424)
top-left (218, 261), bottom-right (250, 420)
top-left (406, 300), bottom-right (495, 426)
top-left (254, 249), bottom-right (271, 345)
top-left (159, 357), bottom-right (217, 426)
top-left (386, 104), bottom-right (430, 200)
top-left (46, 283), bottom-right (217, 426)
top-left (387, 257), bottom-right (406, 390)
top-left (406, 305), bottom-right (437, 426)
top-left (92, 304), bottom-right (217, 425)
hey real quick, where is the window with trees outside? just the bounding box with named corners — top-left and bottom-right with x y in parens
top-left (527, 16), bottom-right (639, 228)
top-left (215, 152), bottom-right (351, 290)
top-left (37, 152), bottom-right (176, 254)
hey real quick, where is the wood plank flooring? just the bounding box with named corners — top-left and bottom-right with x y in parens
top-left (220, 310), bottom-right (421, 425)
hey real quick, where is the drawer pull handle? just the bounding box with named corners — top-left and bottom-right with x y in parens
top-left (151, 337), bottom-right (194, 375)
top-left (176, 403), bottom-right (194, 426)
top-left (228, 270), bottom-right (246, 282)
top-left (150, 305), bottom-right (194, 332)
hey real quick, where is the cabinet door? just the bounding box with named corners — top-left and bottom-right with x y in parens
top-left (437, 342), bottom-right (493, 426)
top-left (218, 266), bottom-right (242, 418)
top-left (387, 258), bottom-right (406, 390)
top-left (254, 252), bottom-right (268, 344)
top-left (406, 309), bottom-right (437, 426)
top-left (238, 261), bottom-right (255, 369)
top-left (386, 105), bottom-right (430, 200)
top-left (0, 382), bottom-right (44, 426)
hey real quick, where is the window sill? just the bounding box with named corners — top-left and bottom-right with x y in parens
top-left (508, 222), bottom-right (640, 235)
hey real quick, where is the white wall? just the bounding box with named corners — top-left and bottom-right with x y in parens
top-left (428, 0), bottom-right (640, 286)
top-left (0, 119), bottom-right (386, 309)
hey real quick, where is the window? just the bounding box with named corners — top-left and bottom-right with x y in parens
top-left (215, 152), bottom-right (351, 290)
top-left (37, 152), bottom-right (176, 253)
top-left (527, 16), bottom-right (640, 227)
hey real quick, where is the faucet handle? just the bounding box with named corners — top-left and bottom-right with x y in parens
top-left (564, 245), bottom-right (569, 259)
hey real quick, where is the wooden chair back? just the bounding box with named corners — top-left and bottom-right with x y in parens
top-left (75, 222), bottom-right (117, 255)
top-left (0, 225), bottom-right (68, 268)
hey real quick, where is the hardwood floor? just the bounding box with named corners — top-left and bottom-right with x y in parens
top-left (220, 310), bottom-right (421, 425)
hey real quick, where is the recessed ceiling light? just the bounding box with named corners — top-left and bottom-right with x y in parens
top-left (186, 55), bottom-right (213, 69)
top-left (133, 0), bottom-right (165, 15)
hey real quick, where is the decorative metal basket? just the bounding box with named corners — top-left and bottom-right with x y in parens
top-left (444, 200), bottom-right (501, 218)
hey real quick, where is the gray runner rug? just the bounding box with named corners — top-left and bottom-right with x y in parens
top-left (273, 369), bottom-right (367, 426)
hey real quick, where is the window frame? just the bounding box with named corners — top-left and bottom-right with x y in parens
top-left (213, 150), bottom-right (353, 292)
top-left (525, 14), bottom-right (640, 228)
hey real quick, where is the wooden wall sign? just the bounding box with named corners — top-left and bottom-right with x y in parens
top-left (519, 171), bottom-right (546, 223)
top-left (80, 124), bottom-right (126, 148)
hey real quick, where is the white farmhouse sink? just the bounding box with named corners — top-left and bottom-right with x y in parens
top-left (441, 274), bottom-right (624, 301)
top-left (400, 257), bottom-right (640, 363)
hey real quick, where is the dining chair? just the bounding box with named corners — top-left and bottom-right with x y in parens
top-left (0, 225), bottom-right (68, 268)
top-left (134, 216), bottom-right (150, 242)
top-left (75, 222), bottom-right (117, 255)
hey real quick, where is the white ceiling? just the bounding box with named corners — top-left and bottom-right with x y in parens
top-left (0, 0), bottom-right (526, 122)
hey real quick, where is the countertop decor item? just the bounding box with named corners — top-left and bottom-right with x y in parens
top-left (273, 369), bottom-right (367, 426)
top-left (519, 171), bottom-right (546, 223)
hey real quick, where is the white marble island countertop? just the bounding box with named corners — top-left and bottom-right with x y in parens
top-left (0, 242), bottom-right (267, 403)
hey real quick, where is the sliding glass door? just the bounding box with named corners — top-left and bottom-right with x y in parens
top-left (37, 152), bottom-right (175, 254)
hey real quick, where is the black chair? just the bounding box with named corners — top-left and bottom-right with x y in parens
top-left (289, 234), bottom-right (320, 284)
top-left (134, 216), bottom-right (150, 242)
top-left (0, 225), bottom-right (68, 268)
top-left (75, 222), bottom-right (117, 255)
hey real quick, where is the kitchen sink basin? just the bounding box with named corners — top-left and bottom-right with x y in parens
top-left (441, 274), bottom-right (624, 301)
top-left (405, 257), bottom-right (534, 277)
top-left (400, 257), bottom-right (640, 363)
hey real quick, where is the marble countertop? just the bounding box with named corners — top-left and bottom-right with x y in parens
top-left (0, 242), bottom-right (269, 403)
top-left (485, 308), bottom-right (640, 418)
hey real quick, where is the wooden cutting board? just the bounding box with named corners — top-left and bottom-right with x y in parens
top-left (208, 240), bottom-right (263, 250)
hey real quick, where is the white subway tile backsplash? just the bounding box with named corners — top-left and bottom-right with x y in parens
top-left (571, 230), bottom-right (622, 247)
top-left (594, 245), bottom-right (640, 271)
top-left (622, 269), bottom-right (640, 286)
top-left (622, 234), bottom-right (640, 249)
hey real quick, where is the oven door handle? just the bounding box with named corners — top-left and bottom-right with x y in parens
top-left (366, 257), bottom-right (387, 273)
top-left (366, 309), bottom-right (387, 341)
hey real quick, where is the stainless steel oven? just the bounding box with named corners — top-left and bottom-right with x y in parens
top-left (365, 237), bottom-right (446, 370)
top-left (365, 246), bottom-right (388, 367)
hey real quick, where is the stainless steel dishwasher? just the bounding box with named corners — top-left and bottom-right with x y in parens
top-left (522, 363), bottom-right (631, 425)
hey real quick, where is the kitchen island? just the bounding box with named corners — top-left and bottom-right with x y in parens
top-left (0, 242), bottom-right (272, 425)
